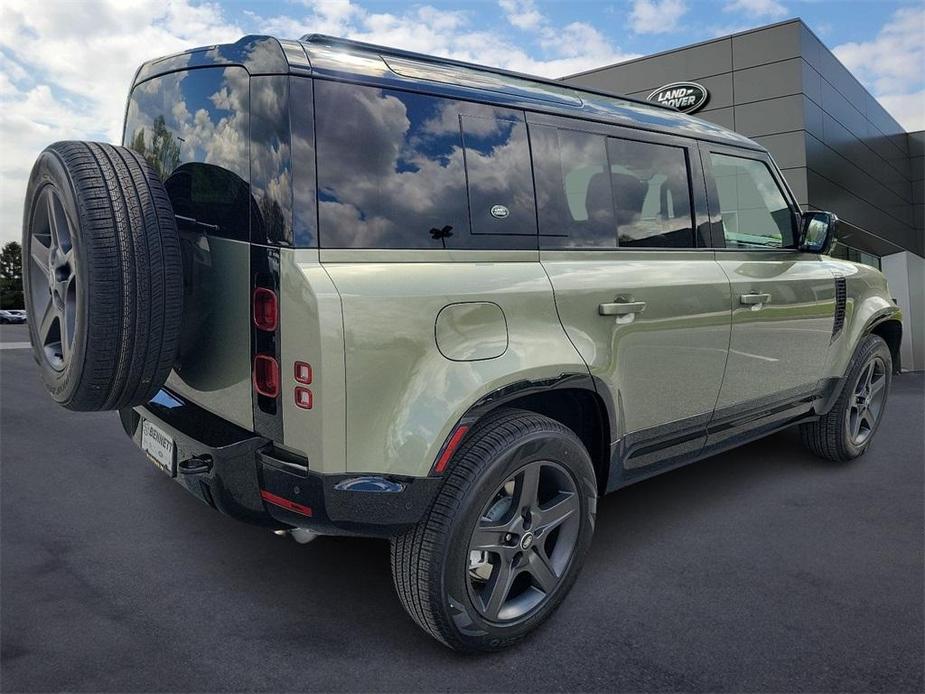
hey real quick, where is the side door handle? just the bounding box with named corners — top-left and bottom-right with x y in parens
top-left (740, 293), bottom-right (771, 306)
top-left (599, 300), bottom-right (647, 316)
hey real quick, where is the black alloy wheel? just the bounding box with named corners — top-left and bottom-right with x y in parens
top-left (846, 354), bottom-right (887, 447)
top-left (800, 333), bottom-right (893, 462)
top-left (391, 408), bottom-right (597, 652)
top-left (466, 460), bottom-right (581, 622)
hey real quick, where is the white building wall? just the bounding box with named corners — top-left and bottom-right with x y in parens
top-left (882, 251), bottom-right (925, 371)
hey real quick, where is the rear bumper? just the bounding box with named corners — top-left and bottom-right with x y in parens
top-left (120, 389), bottom-right (441, 537)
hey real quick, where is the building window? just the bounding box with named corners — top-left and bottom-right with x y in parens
top-left (831, 242), bottom-right (881, 269)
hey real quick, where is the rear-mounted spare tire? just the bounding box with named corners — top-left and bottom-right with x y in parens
top-left (22, 141), bottom-right (182, 411)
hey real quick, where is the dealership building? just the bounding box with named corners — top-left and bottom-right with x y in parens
top-left (562, 19), bottom-right (924, 371)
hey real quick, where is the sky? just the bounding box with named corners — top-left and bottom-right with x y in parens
top-left (1, 0), bottom-right (923, 247)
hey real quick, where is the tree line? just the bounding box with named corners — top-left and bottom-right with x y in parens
top-left (1, 241), bottom-right (23, 309)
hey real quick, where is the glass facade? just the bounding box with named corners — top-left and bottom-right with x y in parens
top-left (831, 242), bottom-right (881, 270)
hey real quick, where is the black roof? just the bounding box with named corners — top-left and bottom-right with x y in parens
top-left (131, 34), bottom-right (760, 150)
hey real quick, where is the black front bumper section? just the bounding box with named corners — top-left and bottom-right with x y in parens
top-left (120, 389), bottom-right (441, 537)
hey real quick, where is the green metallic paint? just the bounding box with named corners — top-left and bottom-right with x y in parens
top-left (713, 250), bottom-right (836, 408)
top-left (279, 248), bottom-right (347, 475)
top-left (820, 258), bottom-right (902, 380)
top-left (318, 251), bottom-right (586, 477)
top-left (541, 249), bottom-right (731, 440)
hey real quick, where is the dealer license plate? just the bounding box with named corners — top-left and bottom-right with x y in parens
top-left (141, 420), bottom-right (175, 476)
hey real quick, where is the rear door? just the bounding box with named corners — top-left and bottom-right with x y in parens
top-left (124, 67), bottom-right (254, 430)
top-left (531, 114), bottom-right (732, 480)
top-left (700, 145), bottom-right (835, 413)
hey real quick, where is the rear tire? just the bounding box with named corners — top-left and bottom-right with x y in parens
top-left (22, 141), bottom-right (182, 411)
top-left (390, 408), bottom-right (597, 652)
top-left (800, 334), bottom-right (892, 462)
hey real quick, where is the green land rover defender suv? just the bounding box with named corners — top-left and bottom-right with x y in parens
top-left (22, 35), bottom-right (902, 652)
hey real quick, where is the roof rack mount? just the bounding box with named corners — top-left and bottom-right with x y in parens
top-left (298, 33), bottom-right (674, 112)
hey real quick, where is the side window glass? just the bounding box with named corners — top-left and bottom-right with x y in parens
top-left (532, 125), bottom-right (616, 248)
top-left (315, 82), bottom-right (535, 249)
top-left (461, 115), bottom-right (536, 237)
top-left (709, 153), bottom-right (795, 248)
top-left (606, 138), bottom-right (694, 248)
top-left (124, 67), bottom-right (250, 242)
top-left (315, 82), bottom-right (469, 249)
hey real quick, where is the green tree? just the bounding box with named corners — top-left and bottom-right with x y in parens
top-left (129, 115), bottom-right (181, 180)
top-left (0, 241), bottom-right (24, 309)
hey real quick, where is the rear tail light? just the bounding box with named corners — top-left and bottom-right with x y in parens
top-left (294, 387), bottom-right (313, 409)
top-left (253, 288), bottom-right (278, 331)
top-left (294, 361), bottom-right (312, 384)
top-left (253, 354), bottom-right (280, 398)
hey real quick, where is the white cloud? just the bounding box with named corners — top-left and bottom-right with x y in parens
top-left (499, 0), bottom-right (545, 30)
top-left (259, 0), bottom-right (634, 76)
top-left (723, 0), bottom-right (788, 19)
top-left (834, 6), bottom-right (925, 131)
top-left (0, 0), bottom-right (243, 246)
top-left (875, 91), bottom-right (925, 133)
top-left (629, 0), bottom-right (688, 35)
top-left (0, 0), bottom-right (632, 248)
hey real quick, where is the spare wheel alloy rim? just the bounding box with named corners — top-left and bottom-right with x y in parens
top-left (29, 185), bottom-right (78, 372)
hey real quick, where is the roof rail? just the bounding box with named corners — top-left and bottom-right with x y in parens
top-left (298, 33), bottom-right (673, 112)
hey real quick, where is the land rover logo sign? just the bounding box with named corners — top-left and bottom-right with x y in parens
top-left (490, 204), bottom-right (510, 219)
top-left (647, 82), bottom-right (709, 114)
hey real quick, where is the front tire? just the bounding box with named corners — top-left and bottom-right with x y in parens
top-left (390, 408), bottom-right (597, 652)
top-left (800, 334), bottom-right (892, 462)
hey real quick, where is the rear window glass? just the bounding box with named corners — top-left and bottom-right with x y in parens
top-left (314, 81), bottom-right (535, 249)
top-left (533, 126), bottom-right (694, 249)
top-left (124, 67), bottom-right (250, 242)
top-left (608, 138), bottom-right (693, 248)
top-left (532, 125), bottom-right (615, 247)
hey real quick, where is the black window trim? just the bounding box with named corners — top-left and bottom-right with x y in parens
top-left (699, 142), bottom-right (803, 252)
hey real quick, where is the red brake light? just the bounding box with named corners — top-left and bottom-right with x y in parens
top-left (294, 387), bottom-right (313, 409)
top-left (294, 361), bottom-right (312, 384)
top-left (253, 288), bottom-right (278, 331)
top-left (253, 354), bottom-right (280, 398)
top-left (433, 424), bottom-right (470, 474)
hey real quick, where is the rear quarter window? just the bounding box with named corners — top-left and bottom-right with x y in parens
top-left (314, 81), bottom-right (536, 249)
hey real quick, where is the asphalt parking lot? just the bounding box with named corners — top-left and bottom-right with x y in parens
top-left (1, 323), bottom-right (923, 693)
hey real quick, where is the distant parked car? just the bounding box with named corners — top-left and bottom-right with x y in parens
top-left (0, 310), bottom-right (25, 324)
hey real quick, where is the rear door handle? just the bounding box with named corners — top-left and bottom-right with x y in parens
top-left (599, 300), bottom-right (647, 316)
top-left (740, 293), bottom-right (771, 306)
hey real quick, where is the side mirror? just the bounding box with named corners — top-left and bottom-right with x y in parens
top-left (800, 211), bottom-right (838, 254)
